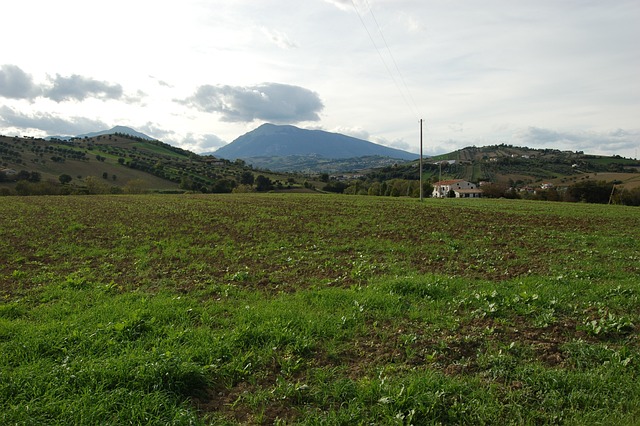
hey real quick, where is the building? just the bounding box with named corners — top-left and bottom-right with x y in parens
top-left (432, 179), bottom-right (482, 198)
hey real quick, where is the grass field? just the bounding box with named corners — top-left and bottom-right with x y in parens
top-left (1, 194), bottom-right (639, 424)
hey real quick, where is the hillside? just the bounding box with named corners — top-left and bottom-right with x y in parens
top-left (244, 154), bottom-right (408, 174)
top-left (369, 144), bottom-right (640, 190)
top-left (0, 133), bottom-right (300, 195)
top-left (212, 123), bottom-right (419, 168)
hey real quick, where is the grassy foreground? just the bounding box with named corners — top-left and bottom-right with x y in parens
top-left (1, 194), bottom-right (639, 425)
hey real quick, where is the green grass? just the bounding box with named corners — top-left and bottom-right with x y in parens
top-left (1, 194), bottom-right (639, 424)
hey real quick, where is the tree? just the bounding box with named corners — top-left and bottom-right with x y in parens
top-left (180, 176), bottom-right (195, 191)
top-left (480, 183), bottom-right (508, 198)
top-left (16, 170), bottom-right (31, 181)
top-left (211, 178), bottom-right (236, 193)
top-left (15, 180), bottom-right (31, 196)
top-left (618, 187), bottom-right (640, 206)
top-left (255, 175), bottom-right (273, 192)
top-left (85, 176), bottom-right (110, 194)
top-left (422, 181), bottom-right (434, 198)
top-left (59, 174), bottom-right (73, 184)
top-left (567, 180), bottom-right (612, 204)
top-left (124, 179), bottom-right (148, 194)
top-left (238, 171), bottom-right (255, 185)
top-left (322, 181), bottom-right (348, 194)
top-left (368, 182), bottom-right (382, 196)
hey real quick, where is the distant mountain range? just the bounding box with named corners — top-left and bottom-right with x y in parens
top-left (211, 123), bottom-right (419, 161)
top-left (48, 126), bottom-right (155, 141)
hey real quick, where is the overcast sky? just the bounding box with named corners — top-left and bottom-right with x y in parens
top-left (1, 0), bottom-right (638, 158)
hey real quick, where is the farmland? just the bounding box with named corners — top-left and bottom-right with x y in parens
top-left (1, 194), bottom-right (639, 424)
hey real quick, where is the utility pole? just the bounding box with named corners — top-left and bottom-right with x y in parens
top-left (419, 119), bottom-right (423, 201)
top-left (438, 161), bottom-right (442, 198)
top-left (609, 184), bottom-right (617, 205)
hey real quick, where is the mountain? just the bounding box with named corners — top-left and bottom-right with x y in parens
top-left (212, 123), bottom-right (419, 161)
top-left (48, 126), bottom-right (155, 141)
top-left (77, 126), bottom-right (156, 140)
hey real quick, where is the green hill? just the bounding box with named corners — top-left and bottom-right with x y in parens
top-left (370, 144), bottom-right (640, 189)
top-left (0, 133), bottom-right (301, 195)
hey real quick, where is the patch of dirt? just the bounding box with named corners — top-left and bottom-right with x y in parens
top-left (193, 380), bottom-right (300, 425)
top-left (309, 315), bottom-right (594, 382)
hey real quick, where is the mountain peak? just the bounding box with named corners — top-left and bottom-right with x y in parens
top-left (214, 123), bottom-right (418, 160)
top-left (48, 126), bottom-right (156, 141)
top-left (78, 126), bottom-right (156, 140)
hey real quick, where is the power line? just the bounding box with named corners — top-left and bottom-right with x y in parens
top-left (349, 0), bottom-right (421, 118)
top-left (362, 0), bottom-right (421, 117)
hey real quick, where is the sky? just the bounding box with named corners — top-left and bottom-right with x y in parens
top-left (1, 0), bottom-right (639, 158)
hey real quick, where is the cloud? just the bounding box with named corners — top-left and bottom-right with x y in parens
top-left (45, 74), bottom-right (124, 102)
top-left (512, 126), bottom-right (640, 157)
top-left (184, 133), bottom-right (227, 153)
top-left (0, 105), bottom-right (108, 135)
top-left (179, 83), bottom-right (324, 123)
top-left (0, 64), bottom-right (41, 100)
top-left (373, 136), bottom-right (413, 152)
top-left (135, 122), bottom-right (227, 153)
top-left (261, 27), bottom-right (298, 49)
top-left (0, 65), bottom-right (131, 104)
top-left (331, 126), bottom-right (370, 141)
top-left (137, 122), bottom-right (174, 140)
top-left (323, 0), bottom-right (353, 11)
top-left (149, 75), bottom-right (174, 88)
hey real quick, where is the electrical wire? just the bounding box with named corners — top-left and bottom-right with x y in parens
top-left (350, 0), bottom-right (421, 118)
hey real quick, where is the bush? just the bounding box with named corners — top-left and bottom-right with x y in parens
top-left (255, 175), bottom-right (273, 192)
top-left (618, 187), bottom-right (640, 206)
top-left (322, 181), bottom-right (348, 194)
top-left (59, 174), bottom-right (73, 184)
top-left (567, 180), bottom-right (613, 204)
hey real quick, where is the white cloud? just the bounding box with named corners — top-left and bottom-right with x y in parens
top-left (0, 65), bottom-right (41, 100)
top-left (0, 65), bottom-right (132, 104)
top-left (330, 126), bottom-right (370, 141)
top-left (511, 127), bottom-right (640, 157)
top-left (323, 0), bottom-right (352, 11)
top-left (182, 133), bottom-right (228, 153)
top-left (178, 83), bottom-right (324, 123)
top-left (0, 106), bottom-right (108, 135)
top-left (261, 27), bottom-right (298, 49)
top-left (45, 74), bottom-right (124, 102)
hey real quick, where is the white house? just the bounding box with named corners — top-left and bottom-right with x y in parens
top-left (432, 179), bottom-right (482, 198)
